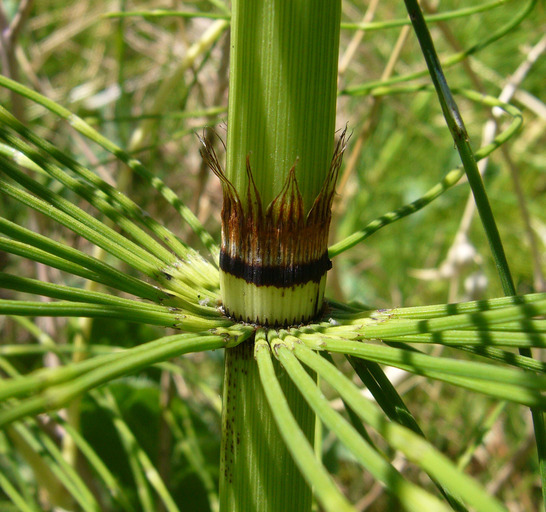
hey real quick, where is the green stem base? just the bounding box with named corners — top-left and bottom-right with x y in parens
top-left (220, 339), bottom-right (315, 512)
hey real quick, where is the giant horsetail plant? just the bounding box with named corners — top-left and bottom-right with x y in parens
top-left (202, 2), bottom-right (346, 508)
top-left (0, 0), bottom-right (545, 511)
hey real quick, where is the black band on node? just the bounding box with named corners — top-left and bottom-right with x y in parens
top-left (219, 250), bottom-right (332, 287)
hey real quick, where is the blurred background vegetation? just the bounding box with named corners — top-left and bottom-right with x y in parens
top-left (0, 0), bottom-right (544, 510)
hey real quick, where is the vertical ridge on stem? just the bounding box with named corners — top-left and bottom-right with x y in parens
top-left (206, 0), bottom-right (343, 327)
top-left (220, 333), bottom-right (314, 512)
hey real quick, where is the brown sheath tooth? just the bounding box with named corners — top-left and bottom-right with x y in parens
top-left (200, 129), bottom-right (347, 325)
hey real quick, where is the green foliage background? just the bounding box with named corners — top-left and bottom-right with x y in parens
top-left (0, 0), bottom-right (544, 510)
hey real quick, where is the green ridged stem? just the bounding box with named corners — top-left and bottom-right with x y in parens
top-left (226, 1), bottom-right (340, 209)
top-left (219, 331), bottom-right (314, 512)
top-left (219, 2), bottom-right (341, 509)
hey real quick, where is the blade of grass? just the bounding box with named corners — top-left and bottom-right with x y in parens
top-left (8, 422), bottom-right (100, 512)
top-left (0, 468), bottom-right (39, 512)
top-left (404, 0), bottom-right (514, 293)
top-left (59, 418), bottom-right (136, 512)
top-left (404, 0), bottom-right (545, 499)
top-left (27, 421), bottom-right (100, 511)
top-left (456, 402), bottom-right (506, 471)
top-left (319, 352), bottom-right (380, 452)
top-left (0, 426), bottom-right (42, 510)
top-left (342, 0), bottom-right (537, 96)
top-left (163, 391), bottom-right (219, 511)
top-left (347, 357), bottom-right (423, 435)
top-left (94, 389), bottom-right (181, 512)
top-left (1, 408), bottom-right (73, 510)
